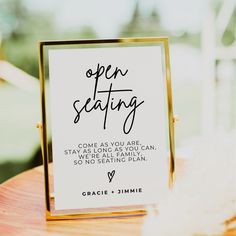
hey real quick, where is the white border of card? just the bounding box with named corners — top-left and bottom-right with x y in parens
top-left (38, 37), bottom-right (175, 220)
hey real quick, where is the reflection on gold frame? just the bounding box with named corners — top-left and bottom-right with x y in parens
top-left (38, 37), bottom-right (175, 220)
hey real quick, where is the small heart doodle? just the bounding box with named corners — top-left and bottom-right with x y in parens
top-left (107, 170), bottom-right (115, 183)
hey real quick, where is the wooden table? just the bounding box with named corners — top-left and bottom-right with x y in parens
top-left (0, 165), bottom-right (235, 236)
top-left (0, 165), bottom-right (144, 236)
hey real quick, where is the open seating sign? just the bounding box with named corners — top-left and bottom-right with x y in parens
top-left (38, 38), bottom-right (175, 220)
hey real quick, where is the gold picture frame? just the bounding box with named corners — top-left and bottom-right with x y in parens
top-left (37, 37), bottom-right (175, 220)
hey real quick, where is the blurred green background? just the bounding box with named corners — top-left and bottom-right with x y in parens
top-left (0, 0), bottom-right (235, 183)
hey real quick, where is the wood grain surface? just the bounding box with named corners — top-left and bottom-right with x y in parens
top-left (0, 165), bottom-right (144, 236)
top-left (0, 164), bottom-right (235, 236)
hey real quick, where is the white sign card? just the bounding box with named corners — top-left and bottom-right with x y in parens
top-left (47, 44), bottom-right (170, 211)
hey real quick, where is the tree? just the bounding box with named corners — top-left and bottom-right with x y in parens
top-left (0, 0), bottom-right (55, 77)
top-left (119, 2), bottom-right (166, 37)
